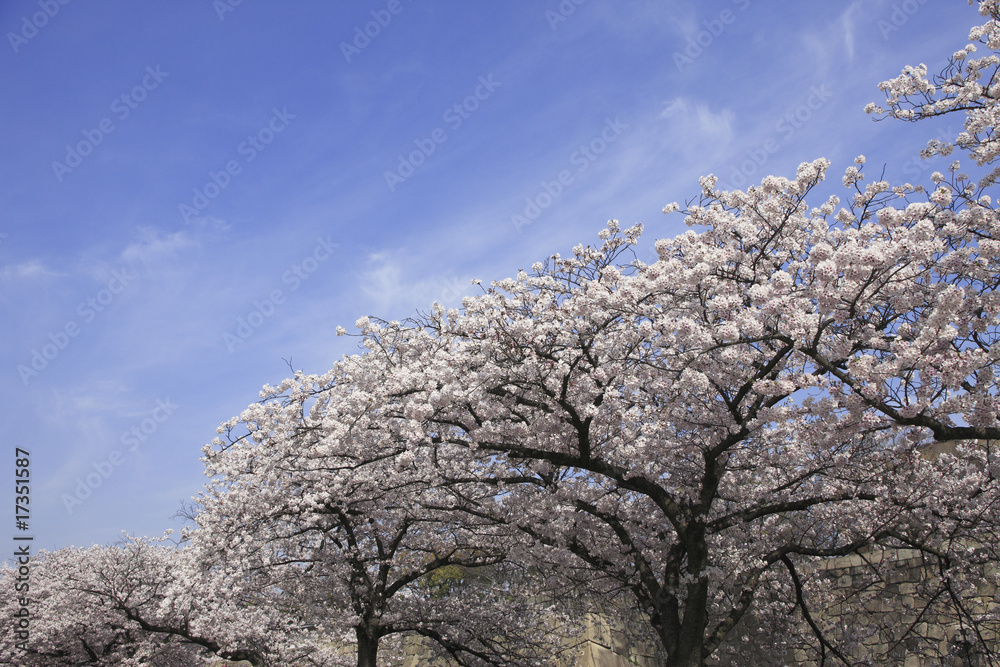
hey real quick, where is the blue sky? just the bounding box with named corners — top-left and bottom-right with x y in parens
top-left (0, 1), bottom-right (979, 555)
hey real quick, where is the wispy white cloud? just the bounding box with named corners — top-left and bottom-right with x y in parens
top-left (659, 97), bottom-right (735, 145)
top-left (0, 259), bottom-right (64, 283)
top-left (121, 228), bottom-right (197, 267)
top-left (176, 215), bottom-right (231, 233)
top-left (794, 2), bottom-right (867, 74)
top-left (355, 249), bottom-right (478, 319)
top-left (41, 381), bottom-right (134, 491)
top-left (839, 2), bottom-right (864, 62)
top-left (359, 252), bottom-right (402, 314)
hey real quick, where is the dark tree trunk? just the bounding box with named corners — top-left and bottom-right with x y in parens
top-left (663, 528), bottom-right (711, 667)
top-left (664, 621), bottom-right (709, 667)
top-left (356, 626), bottom-right (379, 667)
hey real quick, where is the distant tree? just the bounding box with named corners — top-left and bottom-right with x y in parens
top-left (0, 534), bottom-right (304, 667)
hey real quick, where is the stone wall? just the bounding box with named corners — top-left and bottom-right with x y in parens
top-left (400, 611), bottom-right (662, 667)
top-left (401, 548), bottom-right (999, 666)
top-left (785, 548), bottom-right (999, 665)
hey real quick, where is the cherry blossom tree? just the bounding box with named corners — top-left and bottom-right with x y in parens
top-left (368, 174), bottom-right (998, 664)
top-left (333, 5), bottom-right (1000, 663)
top-left (0, 534), bottom-right (312, 667)
top-left (192, 350), bottom-right (577, 667)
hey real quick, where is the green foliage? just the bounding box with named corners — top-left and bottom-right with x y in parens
top-left (417, 563), bottom-right (471, 600)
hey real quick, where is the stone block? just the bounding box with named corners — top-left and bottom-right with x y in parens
top-left (611, 629), bottom-right (628, 656)
top-left (586, 643), bottom-right (636, 667)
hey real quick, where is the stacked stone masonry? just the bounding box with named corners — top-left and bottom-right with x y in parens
top-left (400, 547), bottom-right (998, 666)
